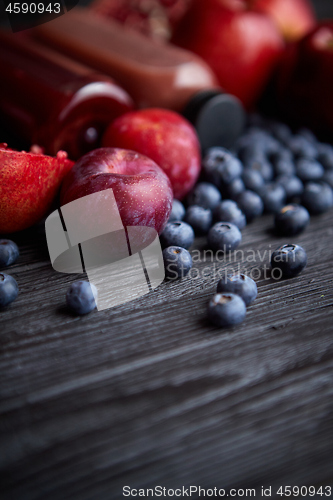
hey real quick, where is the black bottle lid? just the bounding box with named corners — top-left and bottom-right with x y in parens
top-left (183, 89), bottom-right (245, 152)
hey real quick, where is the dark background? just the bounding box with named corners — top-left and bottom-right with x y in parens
top-left (312, 0), bottom-right (333, 17)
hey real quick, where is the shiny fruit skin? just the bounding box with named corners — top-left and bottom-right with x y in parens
top-left (250, 0), bottom-right (316, 42)
top-left (102, 108), bottom-right (201, 200)
top-left (60, 147), bottom-right (173, 235)
top-left (172, 0), bottom-right (284, 108)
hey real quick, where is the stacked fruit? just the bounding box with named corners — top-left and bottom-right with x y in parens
top-left (88, 0), bottom-right (333, 142)
top-left (88, 0), bottom-right (317, 110)
top-left (1, 0), bottom-right (333, 324)
top-left (1, 111), bottom-right (333, 321)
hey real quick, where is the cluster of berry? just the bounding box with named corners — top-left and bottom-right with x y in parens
top-left (160, 115), bottom-right (332, 326)
top-left (165, 116), bottom-right (333, 245)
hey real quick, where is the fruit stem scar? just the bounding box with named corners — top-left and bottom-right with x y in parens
top-left (281, 205), bottom-right (295, 213)
top-left (282, 244), bottom-right (296, 253)
top-left (217, 295), bottom-right (232, 304)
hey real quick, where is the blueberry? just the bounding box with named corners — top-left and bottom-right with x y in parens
top-left (0, 239), bottom-right (19, 268)
top-left (184, 205), bottom-right (212, 236)
top-left (236, 190), bottom-right (264, 222)
top-left (271, 147), bottom-right (294, 163)
top-left (237, 143), bottom-right (264, 165)
top-left (256, 131), bottom-right (281, 156)
top-left (261, 183), bottom-right (286, 213)
top-left (267, 141), bottom-right (290, 159)
top-left (186, 182), bottom-right (221, 210)
top-left (168, 199), bottom-right (185, 222)
top-left (66, 281), bottom-right (97, 315)
top-left (270, 149), bottom-right (295, 177)
top-left (298, 127), bottom-right (317, 144)
top-left (295, 158), bottom-right (324, 182)
top-left (287, 135), bottom-right (318, 159)
top-left (276, 174), bottom-right (304, 200)
top-left (275, 204), bottom-right (310, 236)
top-left (247, 113), bottom-right (267, 128)
top-left (268, 121), bottom-right (292, 144)
top-left (322, 170), bottom-right (333, 189)
top-left (301, 181), bottom-right (333, 214)
top-left (160, 221), bottom-right (194, 249)
top-left (0, 273), bottom-right (19, 307)
top-left (245, 157), bottom-right (274, 182)
top-left (317, 143), bottom-right (333, 170)
top-left (236, 128), bottom-right (278, 163)
top-left (242, 168), bottom-right (265, 194)
top-left (163, 246), bottom-right (192, 280)
top-left (202, 147), bottom-right (243, 189)
top-left (271, 244), bottom-right (307, 279)
top-left (207, 222), bottom-right (242, 252)
top-left (246, 128), bottom-right (280, 156)
top-left (213, 200), bottom-right (246, 230)
top-left (207, 293), bottom-right (246, 327)
top-left (217, 274), bottom-right (257, 306)
top-left (223, 177), bottom-right (245, 200)
top-left (234, 131), bottom-right (255, 151)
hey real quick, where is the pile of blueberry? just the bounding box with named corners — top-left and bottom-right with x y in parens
top-left (160, 115), bottom-right (333, 327)
top-left (163, 116), bottom-right (333, 248)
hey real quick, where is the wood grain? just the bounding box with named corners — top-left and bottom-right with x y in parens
top-left (1, 209), bottom-right (333, 500)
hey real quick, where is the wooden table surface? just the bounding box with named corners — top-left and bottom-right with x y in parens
top-left (1, 205), bottom-right (333, 500)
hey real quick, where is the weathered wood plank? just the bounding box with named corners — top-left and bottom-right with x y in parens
top-left (1, 209), bottom-right (333, 500)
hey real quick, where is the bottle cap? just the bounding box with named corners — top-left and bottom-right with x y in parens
top-left (183, 90), bottom-right (245, 152)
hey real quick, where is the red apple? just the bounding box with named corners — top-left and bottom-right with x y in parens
top-left (249, 0), bottom-right (316, 42)
top-left (102, 109), bottom-right (201, 200)
top-left (275, 22), bottom-right (333, 142)
top-left (0, 145), bottom-right (74, 234)
top-left (172, 0), bottom-right (284, 109)
top-left (60, 148), bottom-right (173, 234)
